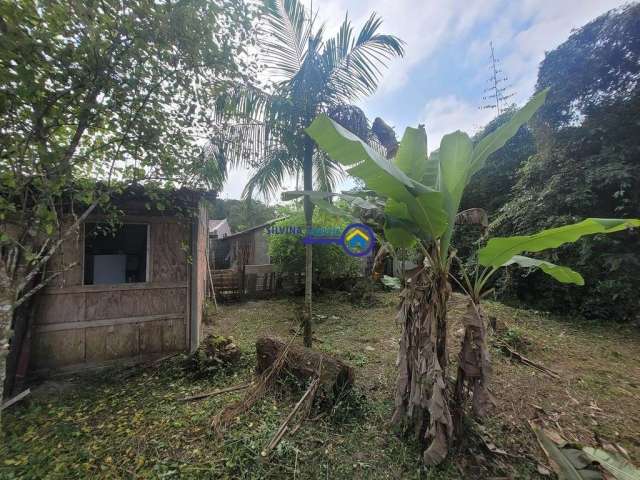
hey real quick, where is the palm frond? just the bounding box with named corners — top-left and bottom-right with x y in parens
top-left (313, 150), bottom-right (344, 192)
top-left (262, 0), bottom-right (313, 79)
top-left (322, 13), bottom-right (404, 103)
top-left (242, 147), bottom-right (299, 200)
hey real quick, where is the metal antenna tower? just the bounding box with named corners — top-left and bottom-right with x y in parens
top-left (479, 41), bottom-right (515, 116)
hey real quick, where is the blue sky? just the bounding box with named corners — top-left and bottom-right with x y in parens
top-left (221, 0), bottom-right (627, 200)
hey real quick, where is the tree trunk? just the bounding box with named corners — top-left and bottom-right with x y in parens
top-left (453, 300), bottom-right (493, 436)
top-left (0, 258), bottom-right (15, 419)
top-left (255, 336), bottom-right (354, 399)
top-left (391, 267), bottom-right (453, 466)
top-left (302, 137), bottom-right (314, 348)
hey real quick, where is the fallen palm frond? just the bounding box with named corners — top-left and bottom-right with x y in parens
top-left (211, 329), bottom-right (300, 433)
top-left (178, 382), bottom-right (252, 402)
top-left (497, 341), bottom-right (560, 379)
top-left (261, 368), bottom-right (322, 458)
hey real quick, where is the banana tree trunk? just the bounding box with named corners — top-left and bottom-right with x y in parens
top-left (391, 267), bottom-right (453, 466)
top-left (302, 137), bottom-right (314, 348)
top-left (453, 300), bottom-right (493, 436)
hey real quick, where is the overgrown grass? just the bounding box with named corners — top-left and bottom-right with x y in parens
top-left (2, 292), bottom-right (639, 479)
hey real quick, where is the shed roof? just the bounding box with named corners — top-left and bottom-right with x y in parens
top-left (213, 217), bottom-right (287, 240)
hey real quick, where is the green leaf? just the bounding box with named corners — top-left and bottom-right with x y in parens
top-left (438, 130), bottom-right (473, 255)
top-left (583, 447), bottom-right (640, 480)
top-left (479, 218), bottom-right (640, 267)
top-left (470, 88), bottom-right (549, 177)
top-left (503, 255), bottom-right (584, 285)
top-left (381, 275), bottom-right (402, 290)
top-left (439, 130), bottom-right (473, 211)
top-left (414, 192), bottom-right (448, 240)
top-left (306, 115), bottom-right (433, 200)
top-left (311, 198), bottom-right (356, 221)
top-left (393, 126), bottom-right (428, 182)
top-left (307, 114), bottom-right (447, 239)
top-left (383, 199), bottom-right (417, 248)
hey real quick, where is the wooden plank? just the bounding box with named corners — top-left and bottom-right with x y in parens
top-left (43, 281), bottom-right (188, 295)
top-left (85, 287), bottom-right (186, 320)
top-left (31, 329), bottom-right (85, 369)
top-left (247, 274), bottom-right (257, 296)
top-left (87, 214), bottom-right (182, 224)
top-left (34, 313), bottom-right (185, 333)
top-left (1, 389), bottom-right (31, 411)
top-left (47, 217), bottom-right (84, 288)
top-left (85, 323), bottom-right (139, 363)
top-left (36, 292), bottom-right (85, 324)
top-left (139, 320), bottom-right (164, 354)
top-left (244, 264), bottom-right (274, 275)
top-left (162, 318), bottom-right (187, 352)
top-left (151, 222), bottom-right (189, 282)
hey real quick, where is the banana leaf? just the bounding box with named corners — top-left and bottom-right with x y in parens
top-left (503, 255), bottom-right (584, 285)
top-left (583, 447), bottom-right (640, 480)
top-left (479, 218), bottom-right (640, 268)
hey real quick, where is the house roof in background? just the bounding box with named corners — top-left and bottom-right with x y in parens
top-left (209, 218), bottom-right (228, 231)
top-left (213, 216), bottom-right (287, 240)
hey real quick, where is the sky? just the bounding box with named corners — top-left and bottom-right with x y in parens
top-left (220, 0), bottom-right (627, 201)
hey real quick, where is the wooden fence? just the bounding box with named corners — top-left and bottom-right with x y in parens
top-left (211, 264), bottom-right (304, 301)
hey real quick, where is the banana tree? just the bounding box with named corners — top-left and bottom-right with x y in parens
top-left (453, 217), bottom-right (640, 436)
top-left (306, 89), bottom-right (548, 465)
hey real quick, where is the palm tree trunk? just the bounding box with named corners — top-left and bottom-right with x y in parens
top-left (391, 267), bottom-right (453, 466)
top-left (302, 137), bottom-right (314, 348)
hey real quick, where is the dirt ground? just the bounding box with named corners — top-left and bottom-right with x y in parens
top-left (2, 291), bottom-right (639, 479)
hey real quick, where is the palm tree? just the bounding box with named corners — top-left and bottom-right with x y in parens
top-left (213, 0), bottom-right (404, 346)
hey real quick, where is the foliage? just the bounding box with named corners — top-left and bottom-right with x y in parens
top-left (493, 4), bottom-right (640, 321)
top-left (212, 0), bottom-right (404, 199)
top-left (468, 219), bottom-right (640, 308)
top-left (479, 219), bottom-right (639, 277)
top-left (307, 90), bottom-right (548, 259)
top-left (0, 0), bottom-right (253, 284)
top-left (267, 211), bottom-right (361, 282)
top-left (209, 198), bottom-right (277, 232)
top-left (0, 0), bottom-right (254, 407)
top-left (534, 3), bottom-right (640, 130)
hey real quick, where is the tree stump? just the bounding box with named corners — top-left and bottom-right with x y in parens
top-left (255, 336), bottom-right (354, 399)
top-left (189, 334), bottom-right (241, 374)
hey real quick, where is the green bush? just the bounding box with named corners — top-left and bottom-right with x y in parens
top-left (267, 210), bottom-right (361, 284)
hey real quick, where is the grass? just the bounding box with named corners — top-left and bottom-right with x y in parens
top-left (1, 291), bottom-right (639, 479)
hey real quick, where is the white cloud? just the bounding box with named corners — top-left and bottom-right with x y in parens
top-left (305, 0), bottom-right (503, 94)
top-left (419, 95), bottom-right (495, 151)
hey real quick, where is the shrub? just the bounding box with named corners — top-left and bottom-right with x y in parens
top-left (267, 210), bottom-right (361, 285)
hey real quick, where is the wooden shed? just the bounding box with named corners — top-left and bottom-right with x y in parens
top-left (25, 187), bottom-right (212, 376)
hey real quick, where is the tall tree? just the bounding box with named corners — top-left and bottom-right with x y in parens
top-left (214, 0), bottom-right (404, 346)
top-left (0, 0), bottom-right (253, 407)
